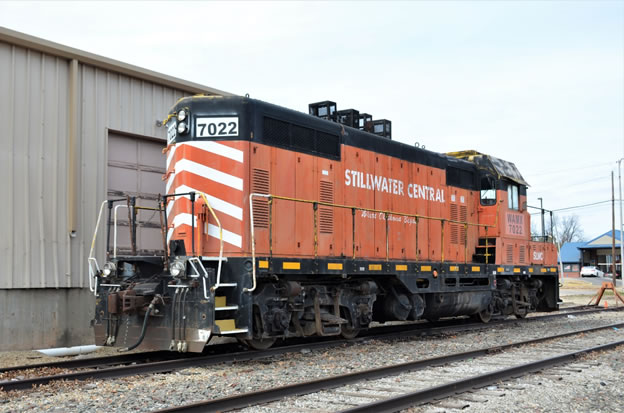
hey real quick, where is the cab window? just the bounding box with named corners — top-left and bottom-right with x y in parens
top-left (480, 176), bottom-right (496, 206)
top-left (507, 183), bottom-right (519, 210)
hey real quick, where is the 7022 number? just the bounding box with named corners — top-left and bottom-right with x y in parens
top-left (195, 117), bottom-right (239, 137)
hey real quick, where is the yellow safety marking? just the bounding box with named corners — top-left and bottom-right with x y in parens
top-left (396, 264), bottom-right (408, 271)
top-left (497, 267), bottom-right (504, 272)
top-left (471, 266), bottom-right (481, 272)
top-left (258, 260), bottom-right (269, 269)
top-left (541, 268), bottom-right (548, 273)
top-left (513, 268), bottom-right (521, 273)
top-left (283, 262), bottom-right (301, 270)
top-left (215, 296), bottom-right (227, 308)
top-left (215, 319), bottom-right (236, 331)
top-left (449, 266), bottom-right (459, 272)
top-left (369, 264), bottom-right (382, 271)
top-left (550, 268), bottom-right (557, 272)
top-left (529, 267), bottom-right (534, 273)
top-left (328, 263), bottom-right (343, 270)
top-left (421, 265), bottom-right (432, 271)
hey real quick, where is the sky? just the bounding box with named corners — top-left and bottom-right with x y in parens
top-left (1, 1), bottom-right (623, 241)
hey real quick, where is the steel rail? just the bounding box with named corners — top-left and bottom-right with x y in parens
top-left (0, 350), bottom-right (170, 374)
top-left (343, 339), bottom-right (624, 413)
top-left (0, 305), bottom-right (617, 390)
top-left (153, 322), bottom-right (624, 413)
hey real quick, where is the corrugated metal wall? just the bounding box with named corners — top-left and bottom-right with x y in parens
top-left (0, 40), bottom-right (190, 289)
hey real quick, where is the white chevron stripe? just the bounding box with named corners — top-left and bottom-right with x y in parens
top-left (166, 184), bottom-right (243, 220)
top-left (175, 158), bottom-right (243, 191)
top-left (185, 141), bottom-right (244, 163)
top-left (166, 141), bottom-right (243, 169)
top-left (166, 213), bottom-right (242, 248)
top-left (166, 144), bottom-right (177, 170)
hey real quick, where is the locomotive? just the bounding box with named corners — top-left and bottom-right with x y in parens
top-left (90, 96), bottom-right (559, 352)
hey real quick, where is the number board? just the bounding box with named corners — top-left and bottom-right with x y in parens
top-left (195, 117), bottom-right (239, 138)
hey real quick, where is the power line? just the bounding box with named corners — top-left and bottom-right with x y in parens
top-left (525, 161), bottom-right (613, 178)
top-left (551, 200), bottom-right (613, 212)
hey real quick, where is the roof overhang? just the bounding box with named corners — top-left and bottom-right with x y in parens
top-left (0, 26), bottom-right (233, 97)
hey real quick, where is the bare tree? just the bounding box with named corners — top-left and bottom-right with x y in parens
top-left (553, 214), bottom-right (585, 244)
top-left (531, 214), bottom-right (585, 244)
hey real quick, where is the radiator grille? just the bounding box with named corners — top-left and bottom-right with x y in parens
top-left (519, 245), bottom-right (526, 264)
top-left (459, 205), bottom-right (468, 244)
top-left (319, 181), bottom-right (334, 234)
top-left (252, 168), bottom-right (270, 228)
top-left (506, 244), bottom-right (514, 263)
top-left (450, 204), bottom-right (459, 244)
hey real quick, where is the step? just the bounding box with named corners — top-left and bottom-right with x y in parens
top-left (215, 283), bottom-right (237, 288)
top-left (215, 306), bottom-right (239, 311)
top-left (214, 319), bottom-right (248, 335)
top-left (215, 296), bottom-right (239, 311)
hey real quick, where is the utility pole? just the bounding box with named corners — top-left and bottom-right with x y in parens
top-left (538, 197), bottom-right (545, 240)
top-left (618, 158), bottom-right (623, 285)
top-left (612, 171), bottom-right (617, 286)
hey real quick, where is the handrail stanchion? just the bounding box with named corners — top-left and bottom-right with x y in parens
top-left (385, 212), bottom-right (389, 261)
top-left (197, 192), bottom-right (224, 294)
top-left (352, 208), bottom-right (356, 259)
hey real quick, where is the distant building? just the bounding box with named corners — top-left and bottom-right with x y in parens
top-left (559, 230), bottom-right (622, 278)
top-left (579, 230), bottom-right (622, 275)
top-left (558, 242), bottom-right (584, 277)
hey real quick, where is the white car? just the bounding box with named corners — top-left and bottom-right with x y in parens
top-left (580, 266), bottom-right (604, 277)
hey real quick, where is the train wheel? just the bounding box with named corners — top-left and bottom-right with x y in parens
top-left (340, 324), bottom-right (359, 340)
top-left (514, 310), bottom-right (527, 319)
top-left (473, 304), bottom-right (493, 323)
top-left (244, 338), bottom-right (277, 350)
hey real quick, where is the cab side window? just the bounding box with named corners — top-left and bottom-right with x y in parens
top-left (507, 183), bottom-right (519, 210)
top-left (480, 176), bottom-right (496, 206)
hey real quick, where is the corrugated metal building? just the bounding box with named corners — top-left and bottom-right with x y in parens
top-left (0, 27), bottom-right (232, 350)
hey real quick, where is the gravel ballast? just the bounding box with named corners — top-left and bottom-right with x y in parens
top-left (1, 294), bottom-right (623, 412)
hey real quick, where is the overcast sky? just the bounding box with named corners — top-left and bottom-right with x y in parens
top-left (1, 1), bottom-right (623, 240)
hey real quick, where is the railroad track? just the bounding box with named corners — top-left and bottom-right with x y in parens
top-left (0, 305), bottom-right (618, 392)
top-left (154, 321), bottom-right (624, 412)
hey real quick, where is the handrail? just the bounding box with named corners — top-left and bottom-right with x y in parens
top-left (247, 193), bottom-right (270, 293)
top-left (87, 200), bottom-right (108, 294)
top-left (248, 193), bottom-right (498, 290)
top-left (113, 205), bottom-right (131, 259)
top-left (197, 192), bottom-right (224, 293)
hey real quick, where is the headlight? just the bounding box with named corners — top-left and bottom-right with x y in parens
top-left (102, 262), bottom-right (116, 277)
top-left (177, 109), bottom-right (187, 122)
top-left (177, 122), bottom-right (188, 134)
top-left (170, 260), bottom-right (185, 277)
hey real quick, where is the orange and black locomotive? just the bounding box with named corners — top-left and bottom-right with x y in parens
top-left (90, 96), bottom-right (559, 352)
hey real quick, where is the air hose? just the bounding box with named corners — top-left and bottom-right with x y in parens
top-left (119, 297), bottom-right (158, 352)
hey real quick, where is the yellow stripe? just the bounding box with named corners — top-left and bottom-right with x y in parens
top-left (258, 260), bottom-right (269, 269)
top-left (421, 265), bottom-right (432, 271)
top-left (328, 263), bottom-right (343, 270)
top-left (395, 264), bottom-right (408, 271)
top-left (471, 266), bottom-right (481, 272)
top-left (550, 268), bottom-right (557, 272)
top-left (513, 268), bottom-right (521, 273)
top-left (529, 267), bottom-right (534, 273)
top-left (449, 266), bottom-right (459, 272)
top-left (497, 267), bottom-right (504, 272)
top-left (369, 264), bottom-right (382, 271)
top-left (283, 262), bottom-right (300, 270)
top-left (541, 268), bottom-right (548, 273)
